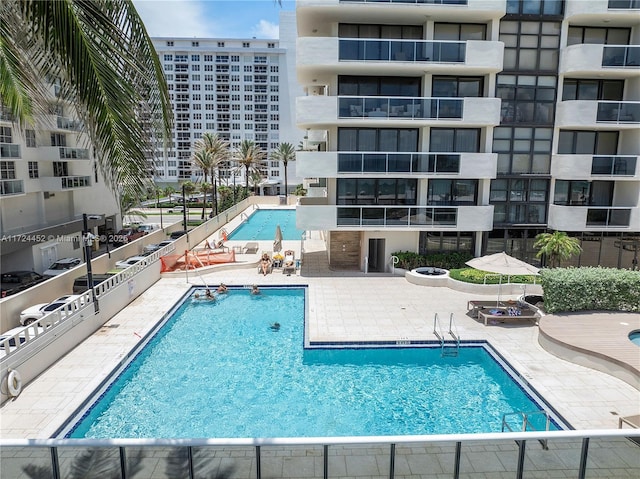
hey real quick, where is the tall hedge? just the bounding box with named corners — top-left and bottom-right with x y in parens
top-left (540, 267), bottom-right (640, 313)
top-left (392, 251), bottom-right (474, 270)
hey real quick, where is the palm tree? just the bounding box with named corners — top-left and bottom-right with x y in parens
top-left (163, 185), bottom-right (176, 204)
top-left (534, 231), bottom-right (582, 268)
top-left (181, 180), bottom-right (196, 202)
top-left (199, 181), bottom-right (211, 220)
top-left (1, 0), bottom-right (172, 198)
top-left (270, 142), bottom-right (296, 197)
top-left (234, 139), bottom-right (266, 196)
top-left (198, 132), bottom-right (230, 217)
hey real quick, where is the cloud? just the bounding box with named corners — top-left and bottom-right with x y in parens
top-left (254, 19), bottom-right (279, 39)
top-left (134, 0), bottom-right (216, 37)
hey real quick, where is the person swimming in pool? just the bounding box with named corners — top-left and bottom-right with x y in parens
top-left (251, 284), bottom-right (261, 295)
top-left (270, 322), bottom-right (280, 331)
top-left (217, 283), bottom-right (228, 293)
top-left (205, 289), bottom-right (215, 300)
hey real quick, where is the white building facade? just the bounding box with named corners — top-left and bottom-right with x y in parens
top-left (152, 27), bottom-right (305, 195)
top-left (0, 85), bottom-right (120, 274)
top-left (295, 0), bottom-right (639, 271)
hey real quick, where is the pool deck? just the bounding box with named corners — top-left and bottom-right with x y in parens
top-left (1, 230), bottom-right (639, 439)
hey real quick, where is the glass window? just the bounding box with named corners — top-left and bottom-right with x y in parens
top-left (429, 129), bottom-right (479, 152)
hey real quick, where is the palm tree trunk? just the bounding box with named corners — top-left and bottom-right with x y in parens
top-left (283, 161), bottom-right (288, 197)
top-left (245, 165), bottom-right (250, 196)
top-left (214, 177), bottom-right (218, 216)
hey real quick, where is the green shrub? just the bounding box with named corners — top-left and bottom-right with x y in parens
top-left (449, 268), bottom-right (537, 285)
top-left (392, 251), bottom-right (474, 270)
top-left (541, 267), bottom-right (640, 313)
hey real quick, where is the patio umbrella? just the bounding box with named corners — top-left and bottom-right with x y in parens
top-left (273, 225), bottom-right (283, 253)
top-left (466, 252), bottom-right (540, 305)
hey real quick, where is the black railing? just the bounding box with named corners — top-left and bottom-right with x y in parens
top-left (339, 39), bottom-right (466, 63)
top-left (591, 156), bottom-right (637, 176)
top-left (337, 206), bottom-right (457, 227)
top-left (338, 152), bottom-right (460, 173)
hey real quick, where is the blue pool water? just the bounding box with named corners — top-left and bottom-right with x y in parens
top-left (228, 209), bottom-right (304, 240)
top-left (67, 288), bottom-right (559, 439)
top-left (630, 331), bottom-right (640, 346)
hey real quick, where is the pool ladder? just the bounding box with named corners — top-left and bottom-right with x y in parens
top-left (502, 410), bottom-right (551, 450)
top-left (433, 313), bottom-right (460, 357)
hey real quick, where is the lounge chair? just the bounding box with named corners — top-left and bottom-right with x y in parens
top-left (282, 250), bottom-right (295, 275)
top-left (243, 242), bottom-right (259, 254)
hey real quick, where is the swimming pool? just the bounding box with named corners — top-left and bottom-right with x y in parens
top-left (63, 287), bottom-right (564, 439)
top-left (228, 209), bottom-right (304, 240)
top-left (629, 330), bottom-right (640, 346)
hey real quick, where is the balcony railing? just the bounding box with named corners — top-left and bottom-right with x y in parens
top-left (339, 39), bottom-right (466, 63)
top-left (608, 0), bottom-right (640, 8)
top-left (337, 205), bottom-right (457, 227)
top-left (0, 179), bottom-right (24, 196)
top-left (338, 152), bottom-right (460, 174)
top-left (591, 155), bottom-right (637, 176)
top-left (586, 207), bottom-right (632, 227)
top-left (596, 101), bottom-right (640, 123)
top-left (61, 175), bottom-right (91, 189)
top-left (602, 45), bottom-right (640, 67)
top-left (59, 147), bottom-right (89, 160)
top-left (56, 117), bottom-right (83, 131)
top-left (0, 143), bottom-right (20, 158)
top-left (339, 96), bottom-right (463, 119)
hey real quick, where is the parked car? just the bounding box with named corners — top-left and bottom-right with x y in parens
top-left (42, 257), bottom-right (82, 277)
top-left (72, 273), bottom-right (115, 294)
top-left (137, 224), bottom-right (156, 234)
top-left (168, 205), bottom-right (185, 213)
top-left (144, 240), bottom-right (175, 253)
top-left (114, 255), bottom-right (148, 270)
top-left (0, 325), bottom-right (44, 357)
top-left (169, 230), bottom-right (188, 240)
top-left (112, 227), bottom-right (147, 247)
top-left (1, 271), bottom-right (46, 298)
top-left (19, 295), bottom-right (83, 326)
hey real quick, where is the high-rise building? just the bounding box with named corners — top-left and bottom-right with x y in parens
top-left (295, 0), bottom-right (639, 271)
top-left (0, 83), bottom-right (120, 273)
top-left (152, 30), bottom-right (304, 195)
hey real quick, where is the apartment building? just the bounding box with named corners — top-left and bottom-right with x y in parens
top-left (0, 86), bottom-right (120, 274)
top-left (295, 0), bottom-right (639, 271)
top-left (152, 25), bottom-right (304, 194)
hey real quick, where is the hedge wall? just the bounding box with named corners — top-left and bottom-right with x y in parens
top-left (540, 267), bottom-right (640, 313)
top-left (392, 251), bottom-right (474, 270)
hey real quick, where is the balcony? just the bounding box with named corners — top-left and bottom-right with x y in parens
top-left (0, 179), bottom-right (24, 196)
top-left (55, 117), bottom-right (83, 131)
top-left (297, 95), bottom-right (500, 128)
top-left (296, 204), bottom-right (493, 231)
top-left (38, 176), bottom-right (91, 192)
top-left (297, 151), bottom-right (497, 178)
top-left (565, 0), bottom-right (639, 20)
top-left (0, 143), bottom-right (20, 159)
top-left (548, 205), bottom-right (638, 231)
top-left (555, 101), bottom-right (640, 129)
top-left (551, 155), bottom-right (638, 180)
top-left (297, 38), bottom-right (503, 80)
top-left (560, 44), bottom-right (639, 77)
top-left (59, 147), bottom-right (90, 160)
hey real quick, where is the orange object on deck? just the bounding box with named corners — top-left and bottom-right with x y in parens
top-left (160, 250), bottom-right (236, 272)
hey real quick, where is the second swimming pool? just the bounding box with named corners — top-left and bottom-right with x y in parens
top-left (228, 209), bottom-right (304, 240)
top-left (64, 287), bottom-right (564, 439)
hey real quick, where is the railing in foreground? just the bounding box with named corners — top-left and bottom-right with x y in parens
top-left (1, 430), bottom-right (638, 479)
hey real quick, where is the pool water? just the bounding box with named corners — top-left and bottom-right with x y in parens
top-left (67, 288), bottom-right (559, 439)
top-left (629, 331), bottom-right (640, 346)
top-left (228, 209), bottom-right (304, 241)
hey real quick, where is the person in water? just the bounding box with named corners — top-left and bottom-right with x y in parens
top-left (216, 283), bottom-right (228, 293)
top-left (205, 289), bottom-right (215, 300)
top-left (251, 284), bottom-right (261, 295)
top-left (270, 322), bottom-right (280, 331)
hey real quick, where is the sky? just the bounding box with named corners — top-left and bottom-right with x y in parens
top-left (134, 0), bottom-right (295, 40)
